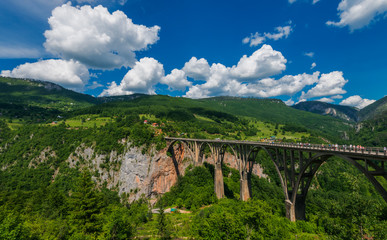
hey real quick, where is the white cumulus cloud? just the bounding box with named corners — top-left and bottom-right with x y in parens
top-left (0, 59), bottom-right (89, 90)
top-left (317, 97), bottom-right (334, 103)
top-left (182, 57), bottom-right (211, 80)
top-left (231, 45), bottom-right (287, 80)
top-left (327, 0), bottom-right (387, 31)
top-left (340, 95), bottom-right (376, 109)
top-left (285, 99), bottom-right (295, 106)
top-left (301, 71), bottom-right (348, 99)
top-left (185, 71), bottom-right (320, 99)
top-left (44, 3), bottom-right (160, 69)
top-left (100, 57), bottom-right (164, 96)
top-left (243, 25), bottom-right (293, 47)
top-left (182, 45), bottom-right (326, 99)
top-left (160, 69), bottom-right (192, 91)
top-left (311, 62), bottom-right (316, 69)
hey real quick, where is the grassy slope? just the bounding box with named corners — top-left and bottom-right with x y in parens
top-left (359, 96), bottom-right (387, 121)
top-left (0, 77), bottom-right (97, 111)
top-left (0, 77), bottom-right (351, 141)
top-left (90, 95), bottom-right (350, 141)
top-left (199, 97), bottom-right (351, 137)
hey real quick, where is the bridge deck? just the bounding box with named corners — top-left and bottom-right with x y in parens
top-left (165, 137), bottom-right (387, 160)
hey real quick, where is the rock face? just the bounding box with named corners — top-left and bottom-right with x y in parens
top-left (65, 140), bottom-right (267, 202)
top-left (293, 101), bottom-right (359, 122)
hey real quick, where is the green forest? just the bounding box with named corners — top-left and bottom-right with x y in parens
top-left (0, 77), bottom-right (387, 239)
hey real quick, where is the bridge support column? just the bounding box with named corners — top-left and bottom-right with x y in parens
top-left (285, 200), bottom-right (296, 222)
top-left (214, 162), bottom-right (224, 199)
top-left (295, 195), bottom-right (306, 220)
top-left (240, 170), bottom-right (250, 201)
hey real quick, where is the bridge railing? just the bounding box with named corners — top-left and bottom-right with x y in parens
top-left (264, 142), bottom-right (387, 156)
top-left (165, 137), bottom-right (387, 157)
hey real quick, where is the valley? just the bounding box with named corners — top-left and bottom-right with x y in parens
top-left (0, 77), bottom-right (386, 239)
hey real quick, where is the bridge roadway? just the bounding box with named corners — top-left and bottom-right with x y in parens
top-left (165, 137), bottom-right (387, 222)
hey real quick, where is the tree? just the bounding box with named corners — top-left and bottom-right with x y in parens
top-left (69, 170), bottom-right (102, 237)
top-left (101, 206), bottom-right (134, 240)
top-left (157, 199), bottom-right (171, 240)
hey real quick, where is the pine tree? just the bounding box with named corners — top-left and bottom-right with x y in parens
top-left (157, 198), bottom-right (171, 240)
top-left (69, 170), bottom-right (102, 236)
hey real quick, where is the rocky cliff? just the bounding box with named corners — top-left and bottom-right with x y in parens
top-left (64, 140), bottom-right (267, 203)
top-left (293, 101), bottom-right (359, 122)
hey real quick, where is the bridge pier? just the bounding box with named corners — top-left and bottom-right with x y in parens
top-left (214, 162), bottom-right (225, 199)
top-left (285, 200), bottom-right (296, 222)
top-left (295, 195), bottom-right (306, 220)
top-left (165, 137), bottom-right (387, 222)
top-left (240, 170), bottom-right (250, 201)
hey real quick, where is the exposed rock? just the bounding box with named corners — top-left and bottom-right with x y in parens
top-left (29, 147), bottom-right (57, 168)
top-left (64, 140), bottom-right (268, 202)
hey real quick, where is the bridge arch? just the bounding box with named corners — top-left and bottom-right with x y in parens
top-left (166, 139), bottom-right (195, 176)
top-left (291, 153), bottom-right (387, 220)
top-left (247, 146), bottom-right (289, 200)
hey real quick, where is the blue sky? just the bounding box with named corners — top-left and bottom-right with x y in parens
top-left (0, 0), bottom-right (386, 109)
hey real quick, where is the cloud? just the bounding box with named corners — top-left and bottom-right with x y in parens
top-left (289, 0), bottom-right (320, 4)
top-left (264, 26), bottom-right (293, 40)
top-left (44, 3), bottom-right (160, 69)
top-left (182, 57), bottom-right (211, 80)
top-left (182, 45), bottom-right (324, 99)
top-left (331, 95), bottom-right (343, 99)
top-left (242, 33), bottom-right (265, 47)
top-left (304, 52), bottom-right (314, 58)
top-left (317, 97), bottom-right (334, 103)
top-left (285, 99), bottom-right (295, 106)
top-left (231, 45), bottom-right (287, 80)
top-left (185, 71), bottom-right (320, 99)
top-left (160, 69), bottom-right (192, 91)
top-left (243, 25), bottom-right (293, 47)
top-left (100, 57), bottom-right (164, 96)
top-left (74, 0), bottom-right (97, 3)
top-left (74, 0), bottom-right (128, 6)
top-left (340, 95), bottom-right (376, 109)
top-left (301, 71), bottom-right (348, 99)
top-left (0, 59), bottom-right (89, 90)
top-left (86, 81), bottom-right (104, 89)
top-left (0, 46), bottom-right (42, 59)
top-left (327, 0), bottom-right (387, 31)
top-left (311, 62), bottom-right (316, 69)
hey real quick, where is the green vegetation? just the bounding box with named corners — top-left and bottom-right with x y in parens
top-left (0, 77), bottom-right (386, 239)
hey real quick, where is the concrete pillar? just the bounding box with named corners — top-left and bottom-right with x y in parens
top-left (240, 171), bottom-right (250, 201)
top-left (285, 199), bottom-right (296, 222)
top-left (214, 162), bottom-right (224, 199)
top-left (295, 195), bottom-right (306, 220)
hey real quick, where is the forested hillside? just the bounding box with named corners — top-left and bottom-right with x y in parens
top-left (0, 77), bottom-right (386, 239)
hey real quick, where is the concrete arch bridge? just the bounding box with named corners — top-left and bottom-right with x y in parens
top-left (165, 137), bottom-right (387, 222)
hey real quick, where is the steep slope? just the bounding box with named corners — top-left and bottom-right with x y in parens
top-left (0, 76), bottom-right (98, 111)
top-left (0, 77), bottom-right (99, 121)
top-left (292, 101), bottom-right (359, 122)
top-left (197, 97), bottom-right (352, 140)
top-left (358, 96), bottom-right (387, 121)
top-left (76, 95), bottom-right (351, 141)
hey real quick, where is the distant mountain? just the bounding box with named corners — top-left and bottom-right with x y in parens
top-left (0, 77), bottom-right (98, 111)
top-left (358, 96), bottom-right (387, 121)
top-left (75, 95), bottom-right (351, 141)
top-left (0, 77), bottom-right (98, 120)
top-left (292, 101), bottom-right (359, 122)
